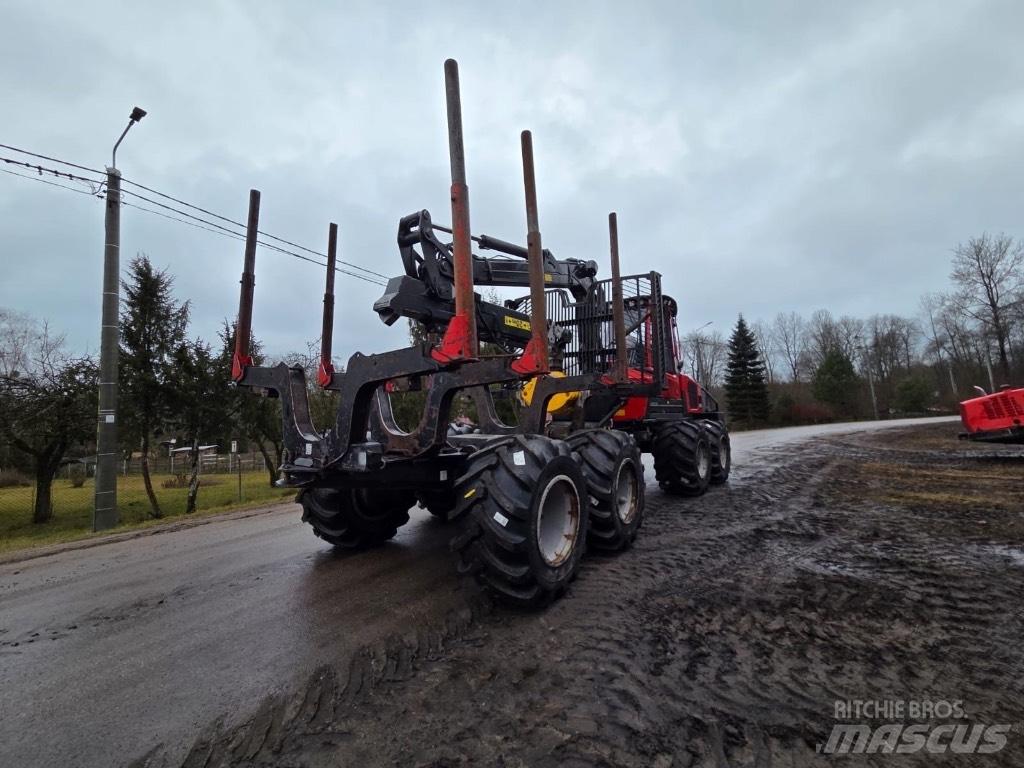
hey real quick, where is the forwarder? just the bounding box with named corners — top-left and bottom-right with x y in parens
top-left (230, 60), bottom-right (729, 606)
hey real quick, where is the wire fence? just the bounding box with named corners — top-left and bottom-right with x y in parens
top-left (0, 451), bottom-right (296, 548)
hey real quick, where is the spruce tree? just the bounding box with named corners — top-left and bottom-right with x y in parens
top-left (120, 255), bottom-right (190, 518)
top-left (175, 337), bottom-right (234, 514)
top-left (725, 315), bottom-right (771, 424)
top-left (812, 347), bottom-right (859, 417)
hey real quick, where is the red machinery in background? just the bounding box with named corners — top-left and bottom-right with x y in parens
top-left (959, 386), bottom-right (1024, 444)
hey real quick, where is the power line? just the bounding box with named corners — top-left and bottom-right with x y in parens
top-left (119, 186), bottom-right (250, 240)
top-left (0, 166), bottom-right (103, 198)
top-left (0, 142), bottom-right (106, 176)
top-left (0, 154), bottom-right (387, 287)
top-left (117, 187), bottom-right (386, 285)
top-left (1, 154), bottom-right (104, 187)
top-left (122, 197), bottom-right (385, 286)
top-left (119, 175), bottom-right (390, 280)
top-left (1, 142), bottom-right (391, 281)
top-left (256, 240), bottom-right (386, 286)
top-left (121, 199), bottom-right (246, 243)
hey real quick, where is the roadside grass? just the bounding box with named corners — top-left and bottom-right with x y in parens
top-left (0, 471), bottom-right (295, 555)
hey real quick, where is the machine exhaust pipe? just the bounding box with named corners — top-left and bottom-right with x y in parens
top-left (232, 188), bottom-right (261, 382)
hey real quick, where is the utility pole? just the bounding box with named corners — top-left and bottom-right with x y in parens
top-left (865, 360), bottom-right (879, 420)
top-left (855, 339), bottom-right (879, 420)
top-left (94, 107), bottom-right (146, 532)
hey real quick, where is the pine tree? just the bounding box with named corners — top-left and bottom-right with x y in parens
top-left (175, 338), bottom-right (233, 514)
top-left (725, 315), bottom-right (771, 424)
top-left (812, 347), bottom-right (859, 417)
top-left (119, 255), bottom-right (190, 518)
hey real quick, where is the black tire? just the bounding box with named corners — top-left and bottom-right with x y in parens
top-left (299, 486), bottom-right (414, 548)
top-left (702, 419), bottom-right (731, 485)
top-left (452, 435), bottom-right (590, 608)
top-left (653, 420), bottom-right (711, 497)
top-left (566, 429), bottom-right (644, 552)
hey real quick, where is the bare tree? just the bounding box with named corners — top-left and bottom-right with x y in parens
top-left (808, 310), bottom-right (862, 365)
top-left (949, 233), bottom-right (1023, 381)
top-left (919, 293), bottom-right (958, 396)
top-left (864, 314), bottom-right (919, 384)
top-left (0, 315), bottom-right (97, 523)
top-left (683, 330), bottom-right (727, 388)
top-left (835, 316), bottom-right (865, 361)
top-left (808, 309), bottom-right (838, 365)
top-left (772, 311), bottom-right (808, 382)
top-left (751, 320), bottom-right (777, 384)
top-left (0, 309), bottom-right (35, 378)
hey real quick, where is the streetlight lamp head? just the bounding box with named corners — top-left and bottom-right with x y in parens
top-left (112, 107), bottom-right (147, 168)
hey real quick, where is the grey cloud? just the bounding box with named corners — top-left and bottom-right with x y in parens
top-left (2, 0), bottom-right (1022, 362)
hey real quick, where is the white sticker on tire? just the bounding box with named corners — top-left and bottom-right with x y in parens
top-left (493, 511), bottom-right (509, 527)
top-left (513, 450), bottom-right (525, 466)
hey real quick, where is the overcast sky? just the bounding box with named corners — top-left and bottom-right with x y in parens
top-left (1, 0), bottom-right (1022, 362)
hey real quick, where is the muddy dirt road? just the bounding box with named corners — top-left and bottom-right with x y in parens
top-left (4, 416), bottom-right (1021, 767)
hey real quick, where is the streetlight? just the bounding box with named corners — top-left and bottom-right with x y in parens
top-left (94, 106), bottom-right (146, 532)
top-left (112, 107), bottom-right (147, 168)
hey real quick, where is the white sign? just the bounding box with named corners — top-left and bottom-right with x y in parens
top-left (231, 440), bottom-right (238, 453)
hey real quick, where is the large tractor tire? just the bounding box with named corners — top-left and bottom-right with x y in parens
top-left (653, 420), bottom-right (711, 497)
top-left (299, 486), bottom-right (415, 549)
top-left (702, 419), bottom-right (731, 485)
top-left (452, 435), bottom-right (590, 607)
top-left (566, 429), bottom-right (644, 552)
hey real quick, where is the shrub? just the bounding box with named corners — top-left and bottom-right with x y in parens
top-left (0, 468), bottom-right (31, 488)
top-left (68, 464), bottom-right (87, 488)
top-left (771, 397), bottom-right (835, 426)
top-left (894, 375), bottom-right (934, 414)
top-left (789, 402), bottom-right (835, 424)
top-left (162, 474), bottom-right (189, 489)
top-left (161, 473), bottom-right (221, 489)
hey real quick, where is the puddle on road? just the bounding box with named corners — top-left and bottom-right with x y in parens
top-left (979, 545), bottom-right (1024, 567)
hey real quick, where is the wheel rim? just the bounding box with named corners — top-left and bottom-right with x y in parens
top-left (614, 459), bottom-right (639, 524)
top-left (696, 442), bottom-right (710, 480)
top-left (536, 474), bottom-right (581, 567)
top-left (720, 439), bottom-right (730, 472)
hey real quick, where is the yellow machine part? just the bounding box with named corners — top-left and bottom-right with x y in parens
top-left (520, 371), bottom-right (580, 414)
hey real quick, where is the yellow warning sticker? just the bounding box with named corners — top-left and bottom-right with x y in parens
top-left (463, 488), bottom-right (477, 499)
top-left (544, 273), bottom-right (553, 283)
top-left (504, 315), bottom-right (531, 332)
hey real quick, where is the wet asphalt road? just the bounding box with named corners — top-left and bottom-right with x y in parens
top-left (0, 416), bottom-right (956, 768)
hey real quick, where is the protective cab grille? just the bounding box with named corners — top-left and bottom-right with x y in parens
top-left (511, 273), bottom-right (666, 383)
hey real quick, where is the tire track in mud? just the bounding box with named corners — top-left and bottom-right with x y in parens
top-left (142, 431), bottom-right (1024, 768)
